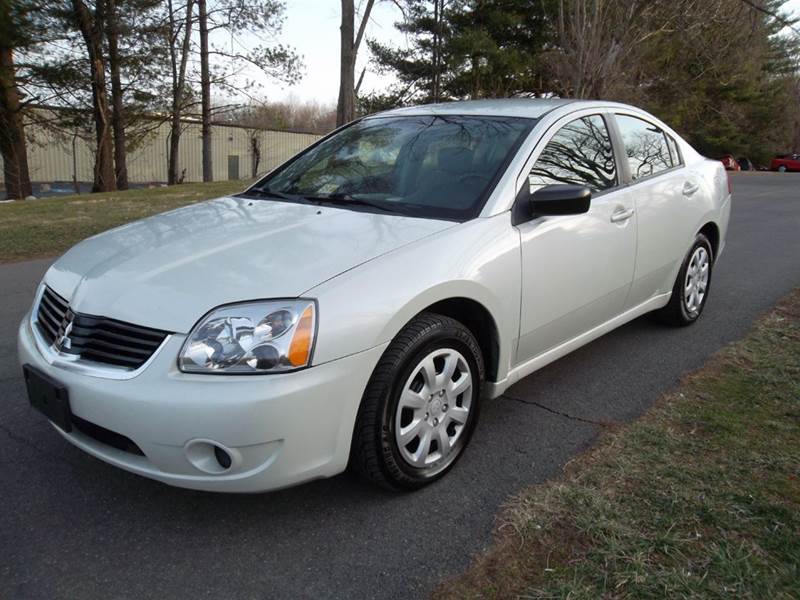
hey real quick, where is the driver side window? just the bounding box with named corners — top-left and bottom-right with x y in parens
top-left (528, 115), bottom-right (617, 193)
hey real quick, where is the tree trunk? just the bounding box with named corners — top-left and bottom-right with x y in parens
top-left (250, 132), bottom-right (260, 178)
top-left (168, 112), bottom-right (181, 184)
top-left (336, 0), bottom-right (374, 127)
top-left (794, 82), bottom-right (800, 154)
top-left (0, 46), bottom-right (32, 200)
top-left (72, 0), bottom-right (116, 193)
top-left (432, 0), bottom-right (440, 102)
top-left (336, 0), bottom-right (355, 127)
top-left (199, 0), bottom-right (212, 182)
top-left (106, 0), bottom-right (128, 189)
top-left (167, 0), bottom-right (194, 185)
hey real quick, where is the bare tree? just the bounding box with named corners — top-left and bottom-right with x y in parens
top-left (166, 0), bottom-right (194, 185)
top-left (431, 0), bottom-right (445, 102)
top-left (551, 0), bottom-right (675, 99)
top-left (223, 98), bottom-right (337, 134)
top-left (105, 0), bottom-right (127, 189)
top-left (71, 0), bottom-right (116, 192)
top-left (247, 128), bottom-right (261, 177)
top-left (197, 1), bottom-right (298, 182)
top-left (794, 77), bottom-right (800, 153)
top-left (198, 0), bottom-right (211, 182)
top-left (337, 0), bottom-right (375, 127)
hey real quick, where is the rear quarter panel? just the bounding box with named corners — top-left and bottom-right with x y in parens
top-left (660, 156), bottom-right (730, 289)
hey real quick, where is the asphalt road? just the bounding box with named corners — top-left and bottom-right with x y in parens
top-left (1, 173), bottom-right (798, 600)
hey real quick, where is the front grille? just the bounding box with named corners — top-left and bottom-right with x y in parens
top-left (36, 286), bottom-right (169, 370)
top-left (36, 286), bottom-right (69, 343)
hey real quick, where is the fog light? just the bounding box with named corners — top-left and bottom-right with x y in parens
top-left (184, 439), bottom-right (239, 474)
top-left (214, 445), bottom-right (232, 469)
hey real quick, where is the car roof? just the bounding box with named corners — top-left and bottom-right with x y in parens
top-left (366, 98), bottom-right (580, 120)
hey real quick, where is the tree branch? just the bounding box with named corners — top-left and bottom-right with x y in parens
top-left (354, 0), bottom-right (376, 53)
top-left (739, 0), bottom-right (799, 35)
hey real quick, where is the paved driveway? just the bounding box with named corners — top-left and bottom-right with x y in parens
top-left (1, 173), bottom-right (798, 599)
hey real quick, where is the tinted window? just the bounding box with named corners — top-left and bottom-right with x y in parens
top-left (256, 115), bottom-right (533, 221)
top-left (616, 114), bottom-right (673, 180)
top-left (528, 115), bottom-right (617, 193)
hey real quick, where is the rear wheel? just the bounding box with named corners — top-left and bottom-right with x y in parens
top-left (654, 233), bottom-right (714, 326)
top-left (350, 313), bottom-right (484, 490)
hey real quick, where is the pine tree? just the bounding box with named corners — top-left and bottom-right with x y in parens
top-left (0, 0), bottom-right (37, 200)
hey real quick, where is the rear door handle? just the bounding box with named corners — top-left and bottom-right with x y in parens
top-left (683, 181), bottom-right (700, 196)
top-left (610, 208), bottom-right (635, 223)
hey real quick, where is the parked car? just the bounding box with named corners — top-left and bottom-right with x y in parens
top-left (770, 154), bottom-right (800, 172)
top-left (720, 154), bottom-right (741, 171)
top-left (18, 99), bottom-right (731, 493)
top-left (737, 157), bottom-right (756, 171)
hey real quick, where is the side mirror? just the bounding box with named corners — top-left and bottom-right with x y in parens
top-left (529, 184), bottom-right (592, 216)
top-left (512, 183), bottom-right (592, 225)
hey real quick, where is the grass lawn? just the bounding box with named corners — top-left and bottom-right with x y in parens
top-left (0, 180), bottom-right (250, 263)
top-left (436, 290), bottom-right (800, 599)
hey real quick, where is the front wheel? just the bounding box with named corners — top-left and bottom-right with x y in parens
top-left (654, 233), bottom-right (714, 326)
top-left (350, 313), bottom-right (484, 490)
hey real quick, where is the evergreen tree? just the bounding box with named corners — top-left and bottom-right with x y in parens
top-left (0, 0), bottom-right (36, 199)
top-left (366, 0), bottom-right (554, 107)
top-left (630, 0), bottom-right (800, 164)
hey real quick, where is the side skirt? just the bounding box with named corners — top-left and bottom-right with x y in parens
top-left (483, 292), bottom-right (672, 399)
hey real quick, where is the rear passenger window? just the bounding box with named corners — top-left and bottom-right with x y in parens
top-left (616, 114), bottom-right (674, 180)
top-left (528, 115), bottom-right (617, 193)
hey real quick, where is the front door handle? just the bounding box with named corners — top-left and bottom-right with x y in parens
top-left (683, 181), bottom-right (700, 196)
top-left (610, 208), bottom-right (635, 223)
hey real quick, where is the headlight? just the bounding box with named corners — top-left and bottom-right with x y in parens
top-left (178, 300), bottom-right (316, 374)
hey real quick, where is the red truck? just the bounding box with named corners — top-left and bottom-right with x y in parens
top-left (770, 154), bottom-right (800, 172)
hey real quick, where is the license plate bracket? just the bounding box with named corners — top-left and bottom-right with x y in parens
top-left (23, 365), bottom-right (72, 432)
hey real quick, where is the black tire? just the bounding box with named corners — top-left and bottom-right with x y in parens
top-left (653, 233), bottom-right (714, 326)
top-left (350, 312), bottom-right (484, 490)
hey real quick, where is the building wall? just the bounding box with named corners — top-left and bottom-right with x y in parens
top-left (0, 109), bottom-right (322, 185)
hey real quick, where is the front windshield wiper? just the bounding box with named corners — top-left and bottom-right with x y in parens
top-left (242, 187), bottom-right (303, 202)
top-left (302, 193), bottom-right (411, 216)
top-left (241, 188), bottom-right (412, 217)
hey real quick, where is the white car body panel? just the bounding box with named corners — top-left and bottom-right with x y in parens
top-left (17, 98), bottom-right (732, 492)
top-left (18, 315), bottom-right (387, 492)
top-left (515, 185), bottom-right (637, 363)
top-left (308, 212), bottom-right (521, 375)
top-left (46, 197), bottom-right (453, 333)
top-left (511, 106), bottom-right (638, 363)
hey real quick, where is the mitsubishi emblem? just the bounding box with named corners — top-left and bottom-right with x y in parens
top-left (54, 309), bottom-right (75, 352)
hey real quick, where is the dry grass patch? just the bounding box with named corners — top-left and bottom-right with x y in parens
top-left (435, 290), bottom-right (800, 600)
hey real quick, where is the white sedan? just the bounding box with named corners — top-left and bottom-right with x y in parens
top-left (18, 99), bottom-right (731, 492)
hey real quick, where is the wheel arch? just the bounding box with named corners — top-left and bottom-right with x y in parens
top-left (373, 280), bottom-right (513, 385)
top-left (422, 297), bottom-right (501, 382)
top-left (697, 221), bottom-right (720, 259)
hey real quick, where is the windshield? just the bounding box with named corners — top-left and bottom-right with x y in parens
top-left (248, 115), bottom-right (534, 221)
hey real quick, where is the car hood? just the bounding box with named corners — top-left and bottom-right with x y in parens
top-left (44, 196), bottom-right (454, 333)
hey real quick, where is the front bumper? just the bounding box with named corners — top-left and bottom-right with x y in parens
top-left (18, 316), bottom-right (386, 492)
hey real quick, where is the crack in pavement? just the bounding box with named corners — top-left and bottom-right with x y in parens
top-left (499, 393), bottom-right (616, 427)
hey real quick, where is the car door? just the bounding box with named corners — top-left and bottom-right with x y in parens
top-left (612, 113), bottom-right (698, 308)
top-left (514, 113), bottom-right (637, 365)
